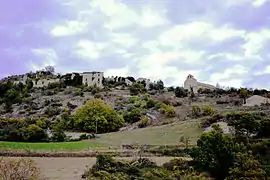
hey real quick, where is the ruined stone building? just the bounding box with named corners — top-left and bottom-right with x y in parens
top-left (33, 78), bottom-right (60, 88)
top-left (81, 72), bottom-right (103, 87)
top-left (13, 75), bottom-right (28, 85)
top-left (136, 78), bottom-right (151, 90)
top-left (184, 74), bottom-right (216, 93)
top-left (105, 76), bottom-right (133, 86)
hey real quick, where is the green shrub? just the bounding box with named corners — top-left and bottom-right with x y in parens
top-left (202, 114), bottom-right (224, 128)
top-left (129, 83), bottom-right (146, 95)
top-left (44, 107), bottom-right (60, 116)
top-left (138, 118), bottom-right (149, 128)
top-left (139, 100), bottom-right (147, 108)
top-left (202, 105), bottom-right (215, 116)
top-left (191, 105), bottom-right (201, 117)
top-left (94, 93), bottom-right (103, 99)
top-left (50, 125), bottom-right (66, 142)
top-left (146, 98), bottom-right (157, 108)
top-left (123, 108), bottom-right (142, 123)
top-left (74, 89), bottom-right (84, 97)
top-left (160, 104), bottom-right (176, 118)
top-left (129, 96), bottom-right (139, 103)
top-left (175, 87), bottom-right (188, 98)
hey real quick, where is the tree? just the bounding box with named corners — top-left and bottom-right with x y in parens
top-left (26, 79), bottom-right (33, 90)
top-left (240, 88), bottom-right (248, 104)
top-left (258, 118), bottom-right (270, 138)
top-left (21, 124), bottom-right (48, 142)
top-left (156, 80), bottom-right (164, 90)
top-left (190, 130), bottom-right (238, 179)
top-left (50, 125), bottom-right (66, 142)
top-left (73, 99), bottom-right (124, 133)
top-left (126, 76), bottom-right (136, 82)
top-left (4, 88), bottom-right (20, 104)
top-left (227, 113), bottom-right (261, 140)
top-left (45, 66), bottom-right (55, 74)
top-left (129, 83), bottom-right (145, 95)
top-left (167, 86), bottom-right (175, 92)
top-left (175, 87), bottom-right (188, 98)
top-left (225, 151), bottom-right (265, 180)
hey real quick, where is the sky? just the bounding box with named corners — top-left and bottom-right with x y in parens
top-left (1, 0), bottom-right (270, 88)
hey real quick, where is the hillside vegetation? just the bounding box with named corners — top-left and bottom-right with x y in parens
top-left (2, 70), bottom-right (270, 179)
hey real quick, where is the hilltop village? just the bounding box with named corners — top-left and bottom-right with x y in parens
top-left (2, 66), bottom-right (216, 93)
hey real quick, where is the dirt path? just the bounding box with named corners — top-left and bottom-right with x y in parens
top-left (5, 156), bottom-right (178, 180)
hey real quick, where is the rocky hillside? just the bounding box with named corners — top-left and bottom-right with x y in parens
top-left (1, 72), bottom-right (270, 132)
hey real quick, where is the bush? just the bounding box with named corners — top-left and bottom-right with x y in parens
top-left (172, 100), bottom-right (182, 107)
top-left (202, 114), bottom-right (224, 128)
top-left (175, 87), bottom-right (188, 98)
top-left (42, 90), bottom-right (57, 96)
top-left (44, 107), bottom-right (60, 116)
top-left (123, 108), bottom-right (142, 123)
top-left (0, 117), bottom-right (50, 142)
top-left (167, 86), bottom-right (175, 92)
top-left (216, 100), bottom-right (229, 104)
top-left (67, 102), bottom-right (77, 110)
top-left (202, 105), bottom-right (215, 116)
top-left (0, 158), bottom-right (43, 180)
top-left (160, 104), bottom-right (176, 118)
top-left (191, 106), bottom-right (201, 117)
top-left (50, 125), bottom-right (66, 142)
top-left (21, 124), bottom-right (49, 142)
top-left (94, 93), bottom-right (103, 99)
top-left (129, 83), bottom-right (146, 95)
top-left (146, 98), bottom-right (157, 108)
top-left (162, 98), bottom-right (171, 105)
top-left (138, 118), bottom-right (149, 128)
top-left (74, 89), bottom-right (84, 97)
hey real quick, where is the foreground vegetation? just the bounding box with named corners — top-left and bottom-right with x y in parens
top-left (0, 141), bottom-right (103, 151)
top-left (1, 112), bottom-right (270, 179)
top-left (0, 158), bottom-right (44, 180)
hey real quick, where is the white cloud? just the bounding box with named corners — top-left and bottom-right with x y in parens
top-left (242, 29), bottom-right (270, 57)
top-left (29, 48), bottom-right (59, 71)
top-left (105, 67), bottom-right (130, 77)
top-left (255, 65), bottom-right (270, 75)
top-left (226, 0), bottom-right (270, 7)
top-left (75, 40), bottom-right (107, 59)
top-left (110, 32), bottom-right (139, 48)
top-left (158, 21), bottom-right (246, 50)
top-left (252, 0), bottom-right (270, 6)
top-left (51, 21), bottom-right (88, 36)
top-left (138, 7), bottom-right (169, 28)
top-left (209, 65), bottom-right (249, 87)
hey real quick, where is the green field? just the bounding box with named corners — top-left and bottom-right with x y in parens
top-left (0, 119), bottom-right (202, 151)
top-left (0, 141), bottom-right (103, 151)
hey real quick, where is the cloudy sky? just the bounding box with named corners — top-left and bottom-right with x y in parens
top-left (1, 0), bottom-right (270, 88)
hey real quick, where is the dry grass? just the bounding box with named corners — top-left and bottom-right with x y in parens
top-left (0, 158), bottom-right (44, 180)
top-left (91, 119), bottom-right (202, 147)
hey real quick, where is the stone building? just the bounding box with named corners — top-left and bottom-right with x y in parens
top-left (13, 75), bottom-right (28, 85)
top-left (33, 78), bottom-right (60, 88)
top-left (184, 74), bottom-right (216, 93)
top-left (81, 72), bottom-right (103, 87)
top-left (105, 76), bottom-right (133, 86)
top-left (136, 78), bottom-right (151, 90)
